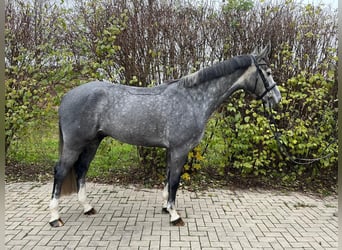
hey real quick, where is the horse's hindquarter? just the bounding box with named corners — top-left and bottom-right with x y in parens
top-left (59, 82), bottom-right (114, 145)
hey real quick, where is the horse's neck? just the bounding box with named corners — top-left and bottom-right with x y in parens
top-left (190, 73), bottom-right (244, 121)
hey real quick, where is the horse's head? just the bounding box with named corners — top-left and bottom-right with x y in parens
top-left (248, 44), bottom-right (281, 108)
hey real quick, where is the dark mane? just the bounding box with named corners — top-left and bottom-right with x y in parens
top-left (179, 55), bottom-right (252, 88)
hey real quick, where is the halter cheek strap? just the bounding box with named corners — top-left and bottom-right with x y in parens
top-left (256, 82), bottom-right (277, 100)
top-left (251, 56), bottom-right (277, 100)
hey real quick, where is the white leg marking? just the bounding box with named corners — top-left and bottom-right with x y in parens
top-left (167, 202), bottom-right (180, 222)
top-left (169, 208), bottom-right (181, 222)
top-left (78, 184), bottom-right (93, 213)
top-left (49, 198), bottom-right (60, 222)
top-left (162, 184), bottom-right (169, 209)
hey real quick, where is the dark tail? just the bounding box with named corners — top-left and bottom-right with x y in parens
top-left (58, 121), bottom-right (78, 196)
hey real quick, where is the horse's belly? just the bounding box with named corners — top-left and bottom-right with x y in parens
top-left (109, 130), bottom-right (168, 147)
top-left (102, 114), bottom-right (169, 148)
top-left (122, 136), bottom-right (167, 147)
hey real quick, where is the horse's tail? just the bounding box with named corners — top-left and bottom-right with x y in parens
top-left (58, 121), bottom-right (78, 196)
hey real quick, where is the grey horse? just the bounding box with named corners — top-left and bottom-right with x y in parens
top-left (49, 45), bottom-right (281, 227)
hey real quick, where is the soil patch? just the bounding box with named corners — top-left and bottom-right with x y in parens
top-left (5, 161), bottom-right (337, 197)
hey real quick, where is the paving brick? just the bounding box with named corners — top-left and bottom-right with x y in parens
top-left (5, 182), bottom-right (337, 249)
top-left (190, 241), bottom-right (201, 250)
top-left (171, 241), bottom-right (191, 248)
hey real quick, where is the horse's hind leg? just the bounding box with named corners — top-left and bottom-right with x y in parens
top-left (74, 141), bottom-right (101, 216)
top-left (49, 148), bottom-right (81, 227)
top-left (165, 149), bottom-right (188, 226)
top-left (49, 140), bottom-right (101, 227)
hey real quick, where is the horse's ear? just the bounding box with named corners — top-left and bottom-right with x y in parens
top-left (258, 42), bottom-right (271, 59)
top-left (251, 46), bottom-right (260, 56)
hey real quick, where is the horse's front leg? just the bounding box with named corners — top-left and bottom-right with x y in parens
top-left (162, 183), bottom-right (169, 213)
top-left (162, 165), bottom-right (170, 213)
top-left (164, 149), bottom-right (187, 226)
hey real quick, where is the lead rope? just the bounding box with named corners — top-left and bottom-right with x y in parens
top-left (263, 102), bottom-right (336, 165)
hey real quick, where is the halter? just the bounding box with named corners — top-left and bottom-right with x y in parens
top-left (251, 56), bottom-right (277, 100)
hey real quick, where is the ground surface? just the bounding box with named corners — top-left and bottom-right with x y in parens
top-left (6, 181), bottom-right (337, 249)
top-left (5, 161), bottom-right (338, 196)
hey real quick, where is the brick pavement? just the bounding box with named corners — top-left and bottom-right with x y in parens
top-left (5, 182), bottom-right (337, 249)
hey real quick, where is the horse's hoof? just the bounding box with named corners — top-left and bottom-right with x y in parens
top-left (162, 207), bottom-right (169, 214)
top-left (49, 218), bottom-right (64, 227)
top-left (171, 217), bottom-right (185, 226)
top-left (84, 208), bottom-right (96, 215)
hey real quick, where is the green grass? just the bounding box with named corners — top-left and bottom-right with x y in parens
top-left (88, 137), bottom-right (138, 178)
top-left (7, 120), bottom-right (59, 166)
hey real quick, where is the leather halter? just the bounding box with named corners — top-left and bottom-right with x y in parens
top-left (251, 56), bottom-right (277, 100)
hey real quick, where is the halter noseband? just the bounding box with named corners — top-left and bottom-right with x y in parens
top-left (251, 56), bottom-right (277, 100)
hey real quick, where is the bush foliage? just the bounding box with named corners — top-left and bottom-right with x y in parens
top-left (5, 0), bottom-right (337, 190)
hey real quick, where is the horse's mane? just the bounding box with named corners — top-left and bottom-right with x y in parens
top-left (178, 55), bottom-right (252, 88)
